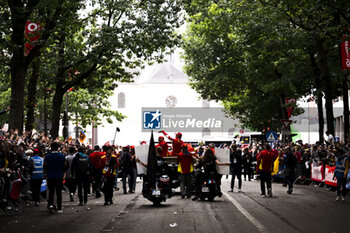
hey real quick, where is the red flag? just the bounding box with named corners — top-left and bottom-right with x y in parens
top-left (25, 21), bottom-right (41, 56)
top-left (285, 98), bottom-right (296, 119)
top-left (341, 35), bottom-right (350, 70)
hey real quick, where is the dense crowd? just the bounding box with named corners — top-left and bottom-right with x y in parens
top-left (0, 129), bottom-right (349, 215)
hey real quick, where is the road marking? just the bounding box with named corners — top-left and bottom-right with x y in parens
top-left (223, 191), bottom-right (267, 233)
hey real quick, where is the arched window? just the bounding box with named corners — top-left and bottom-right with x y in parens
top-left (202, 128), bottom-right (211, 137)
top-left (202, 99), bottom-right (210, 108)
top-left (118, 92), bottom-right (125, 108)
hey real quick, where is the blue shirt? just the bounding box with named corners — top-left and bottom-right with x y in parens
top-left (44, 151), bottom-right (66, 179)
top-left (30, 155), bottom-right (44, 179)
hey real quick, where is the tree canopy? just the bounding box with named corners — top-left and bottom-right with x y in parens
top-left (183, 0), bottom-right (350, 138)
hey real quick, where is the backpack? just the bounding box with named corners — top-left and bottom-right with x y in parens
top-left (77, 154), bottom-right (89, 176)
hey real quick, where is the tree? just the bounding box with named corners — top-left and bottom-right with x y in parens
top-left (1, 0), bottom-right (186, 137)
top-left (183, 0), bottom-right (308, 137)
top-left (4, 0), bottom-right (64, 133)
top-left (44, 0), bottom-right (185, 138)
top-left (259, 0), bottom-right (350, 137)
top-left (183, 0), bottom-right (350, 141)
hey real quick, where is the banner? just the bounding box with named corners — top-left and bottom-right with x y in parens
top-left (135, 144), bottom-right (149, 175)
top-left (341, 35), bottom-right (350, 70)
top-left (285, 98), bottom-right (296, 119)
top-left (25, 21), bottom-right (41, 56)
top-left (215, 148), bottom-right (230, 175)
top-left (324, 165), bottom-right (337, 187)
top-left (311, 163), bottom-right (325, 182)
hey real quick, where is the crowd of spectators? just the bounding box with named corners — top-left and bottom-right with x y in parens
top-left (0, 130), bottom-right (93, 213)
top-left (1, 128), bottom-right (349, 214)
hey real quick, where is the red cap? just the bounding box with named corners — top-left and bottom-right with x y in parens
top-left (34, 149), bottom-right (39, 155)
top-left (159, 136), bottom-right (164, 140)
top-left (176, 132), bottom-right (182, 137)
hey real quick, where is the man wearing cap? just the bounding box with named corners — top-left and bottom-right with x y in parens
top-left (156, 136), bottom-right (169, 157)
top-left (29, 149), bottom-right (44, 206)
top-left (159, 130), bottom-right (184, 157)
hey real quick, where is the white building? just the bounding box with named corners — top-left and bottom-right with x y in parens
top-left (91, 61), bottom-right (237, 146)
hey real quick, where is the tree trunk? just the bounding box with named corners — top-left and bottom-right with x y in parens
top-left (8, 2), bottom-right (27, 134)
top-left (25, 59), bottom-right (39, 131)
top-left (317, 38), bottom-right (335, 135)
top-left (343, 76), bottom-right (349, 142)
top-left (316, 94), bottom-right (324, 143)
top-left (308, 51), bottom-right (325, 142)
top-left (279, 94), bottom-right (292, 143)
top-left (50, 86), bottom-right (65, 139)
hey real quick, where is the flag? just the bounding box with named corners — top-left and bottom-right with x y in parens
top-left (79, 130), bottom-right (86, 143)
top-left (272, 156), bottom-right (279, 176)
top-left (145, 130), bottom-right (157, 189)
top-left (68, 136), bottom-right (72, 144)
top-left (25, 21), bottom-right (41, 56)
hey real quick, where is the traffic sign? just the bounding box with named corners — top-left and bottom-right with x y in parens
top-left (266, 131), bottom-right (277, 142)
top-left (281, 119), bottom-right (292, 129)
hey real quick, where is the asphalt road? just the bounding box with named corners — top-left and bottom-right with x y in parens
top-left (1, 178), bottom-right (349, 233)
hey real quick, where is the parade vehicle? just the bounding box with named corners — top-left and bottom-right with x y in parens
top-left (142, 172), bottom-right (172, 206)
top-left (164, 157), bottom-right (181, 189)
top-left (194, 166), bottom-right (217, 201)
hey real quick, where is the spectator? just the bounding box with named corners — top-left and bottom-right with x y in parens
top-left (89, 145), bottom-right (102, 198)
top-left (242, 147), bottom-right (253, 181)
top-left (177, 144), bottom-right (193, 199)
top-left (71, 147), bottom-right (90, 206)
top-left (29, 149), bottom-right (44, 206)
top-left (334, 147), bottom-right (349, 201)
top-left (120, 146), bottom-right (134, 194)
top-left (44, 142), bottom-right (67, 214)
top-left (256, 144), bottom-right (278, 197)
top-left (284, 147), bottom-right (297, 194)
top-left (65, 146), bottom-right (76, 202)
top-left (100, 146), bottom-right (119, 205)
top-left (229, 144), bottom-right (242, 192)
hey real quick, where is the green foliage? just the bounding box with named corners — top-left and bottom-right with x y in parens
top-left (0, 0), bottom-right (187, 135)
top-left (183, 0), bottom-right (349, 132)
top-left (67, 86), bottom-right (125, 129)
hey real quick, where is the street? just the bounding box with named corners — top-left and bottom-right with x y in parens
top-left (1, 178), bottom-right (349, 233)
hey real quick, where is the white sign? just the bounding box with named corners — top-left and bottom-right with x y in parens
top-left (215, 148), bottom-right (230, 175)
top-left (135, 144), bottom-right (149, 175)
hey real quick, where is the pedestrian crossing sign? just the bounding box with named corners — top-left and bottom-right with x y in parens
top-left (266, 131), bottom-right (277, 142)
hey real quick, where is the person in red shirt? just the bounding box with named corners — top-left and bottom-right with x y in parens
top-left (100, 146), bottom-right (119, 205)
top-left (89, 145), bottom-right (102, 198)
top-left (156, 136), bottom-right (169, 157)
top-left (159, 131), bottom-right (184, 156)
top-left (177, 144), bottom-right (193, 198)
top-left (256, 144), bottom-right (278, 197)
